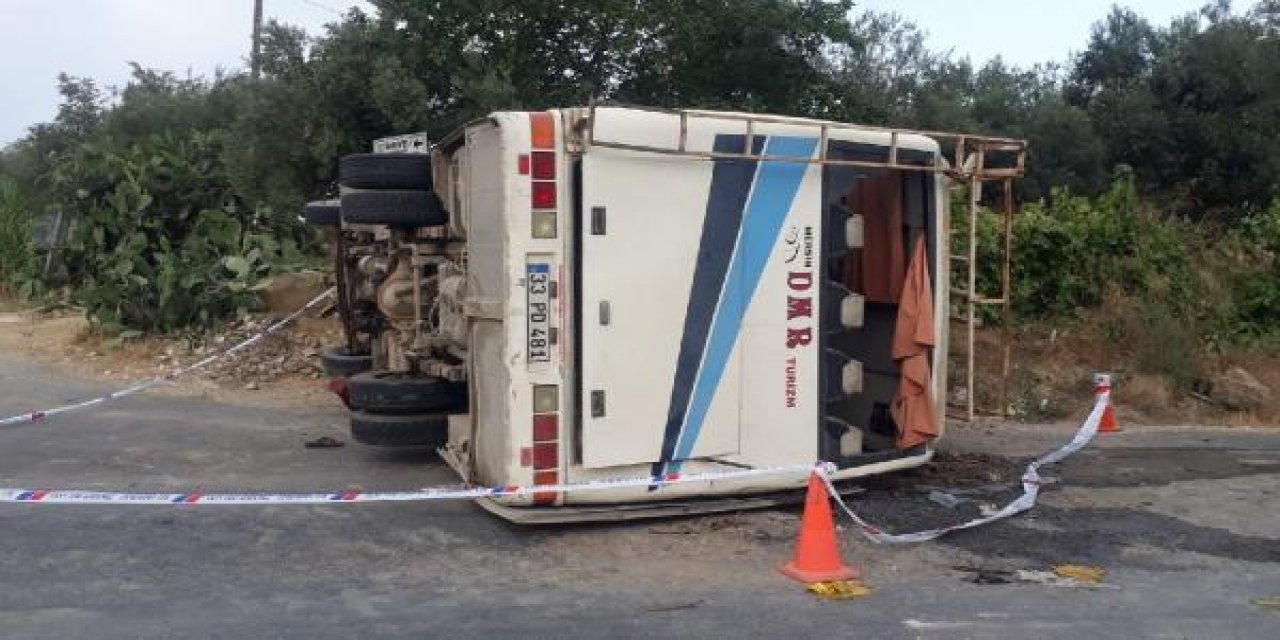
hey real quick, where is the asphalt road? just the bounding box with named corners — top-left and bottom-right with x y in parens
top-left (0, 356), bottom-right (1278, 639)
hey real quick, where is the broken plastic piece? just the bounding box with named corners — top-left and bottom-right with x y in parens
top-left (1250, 596), bottom-right (1280, 612)
top-left (807, 579), bottom-right (872, 600)
top-left (1015, 570), bottom-right (1118, 589)
top-left (927, 490), bottom-right (963, 509)
top-left (1053, 565), bottom-right (1106, 584)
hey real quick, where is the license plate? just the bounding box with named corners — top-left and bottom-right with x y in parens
top-left (527, 264), bottom-right (552, 363)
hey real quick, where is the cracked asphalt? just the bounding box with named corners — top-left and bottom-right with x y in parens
top-left (0, 356), bottom-right (1277, 639)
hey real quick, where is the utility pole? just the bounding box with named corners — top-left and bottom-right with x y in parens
top-left (251, 0), bottom-right (264, 79)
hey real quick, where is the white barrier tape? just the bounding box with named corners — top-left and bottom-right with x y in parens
top-left (0, 463), bottom-right (813, 505)
top-left (820, 390), bottom-right (1109, 544)
top-left (0, 288), bottom-right (336, 428)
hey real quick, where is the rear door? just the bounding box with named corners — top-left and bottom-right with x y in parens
top-left (577, 112), bottom-right (747, 469)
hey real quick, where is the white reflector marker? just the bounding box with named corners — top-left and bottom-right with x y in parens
top-left (842, 359), bottom-right (864, 395)
top-left (845, 214), bottom-right (864, 249)
top-left (840, 293), bottom-right (865, 329)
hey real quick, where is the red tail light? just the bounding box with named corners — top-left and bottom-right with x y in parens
top-left (533, 413), bottom-right (558, 441)
top-left (532, 181), bottom-right (557, 209)
top-left (533, 470), bottom-right (558, 505)
top-left (530, 151), bottom-right (556, 180)
top-left (532, 442), bottom-right (558, 470)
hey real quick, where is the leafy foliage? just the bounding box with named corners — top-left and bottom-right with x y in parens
top-left (962, 174), bottom-right (1279, 384)
top-left (0, 0), bottom-right (1277, 340)
top-left (44, 127), bottom-right (305, 331)
top-left (0, 181), bottom-right (33, 295)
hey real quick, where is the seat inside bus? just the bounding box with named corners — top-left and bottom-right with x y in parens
top-left (820, 141), bottom-right (938, 466)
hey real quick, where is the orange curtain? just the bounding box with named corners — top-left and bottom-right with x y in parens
top-left (841, 174), bottom-right (905, 303)
top-left (890, 238), bottom-right (938, 450)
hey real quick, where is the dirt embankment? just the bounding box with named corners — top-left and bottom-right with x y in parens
top-left (959, 318), bottom-right (1280, 427)
top-left (0, 305), bottom-right (343, 411)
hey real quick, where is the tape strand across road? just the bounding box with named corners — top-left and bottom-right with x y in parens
top-left (0, 391), bottom-right (1107, 517)
top-left (0, 464), bottom-right (815, 505)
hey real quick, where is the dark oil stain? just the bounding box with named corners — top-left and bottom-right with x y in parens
top-left (945, 506), bottom-right (1280, 568)
top-left (1059, 447), bottom-right (1280, 488)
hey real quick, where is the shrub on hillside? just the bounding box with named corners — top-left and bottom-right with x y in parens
top-left (43, 132), bottom-right (307, 332)
top-left (962, 175), bottom-right (1278, 383)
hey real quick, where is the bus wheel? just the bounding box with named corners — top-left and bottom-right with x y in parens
top-left (339, 152), bottom-right (433, 190)
top-left (303, 199), bottom-right (341, 227)
top-left (320, 345), bottom-right (373, 377)
top-left (348, 371), bottom-right (467, 415)
top-left (340, 189), bottom-right (448, 228)
top-left (349, 410), bottom-right (448, 447)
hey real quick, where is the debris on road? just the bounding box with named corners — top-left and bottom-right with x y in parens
top-left (304, 436), bottom-right (344, 448)
top-left (1053, 565), bottom-right (1106, 584)
top-left (960, 568), bottom-right (1014, 585)
top-left (1250, 596), bottom-right (1280, 613)
top-left (927, 490), bottom-right (965, 509)
top-left (807, 579), bottom-right (873, 600)
top-left (644, 600), bottom-right (704, 613)
top-left (1015, 569), bottom-right (1118, 589)
top-left (955, 565), bottom-right (1113, 589)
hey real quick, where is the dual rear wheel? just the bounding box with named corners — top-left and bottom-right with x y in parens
top-left (347, 372), bottom-right (466, 447)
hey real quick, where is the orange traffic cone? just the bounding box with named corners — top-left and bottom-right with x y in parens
top-left (780, 470), bottom-right (860, 584)
top-left (1095, 373), bottom-right (1121, 434)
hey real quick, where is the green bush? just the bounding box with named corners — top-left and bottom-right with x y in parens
top-left (1230, 202), bottom-right (1280, 339)
top-left (44, 132), bottom-right (307, 332)
top-left (958, 175), bottom-right (1279, 382)
top-left (0, 181), bottom-right (33, 296)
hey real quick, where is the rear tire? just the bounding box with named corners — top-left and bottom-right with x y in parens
top-left (320, 345), bottom-right (373, 377)
top-left (339, 153), bottom-right (433, 190)
top-left (341, 189), bottom-right (448, 228)
top-left (349, 410), bottom-right (448, 447)
top-left (348, 371), bottom-right (467, 414)
top-left (303, 199), bottom-right (341, 227)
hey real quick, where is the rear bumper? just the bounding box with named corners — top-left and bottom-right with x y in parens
top-left (476, 482), bottom-right (867, 524)
top-left (471, 447), bottom-right (932, 520)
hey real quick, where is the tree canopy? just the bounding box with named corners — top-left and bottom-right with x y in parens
top-left (3, 0), bottom-right (1278, 216)
top-left (0, 1), bottom-right (1277, 335)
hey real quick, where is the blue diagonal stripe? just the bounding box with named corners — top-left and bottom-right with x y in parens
top-left (672, 135), bottom-right (818, 463)
top-left (652, 135), bottom-right (764, 479)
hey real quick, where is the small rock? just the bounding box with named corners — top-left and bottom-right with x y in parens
top-left (927, 490), bottom-right (964, 509)
top-left (1210, 367), bottom-right (1272, 411)
top-left (245, 381), bottom-right (260, 391)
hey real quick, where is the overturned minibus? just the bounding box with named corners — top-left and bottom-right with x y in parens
top-left (315, 106), bottom-right (1025, 522)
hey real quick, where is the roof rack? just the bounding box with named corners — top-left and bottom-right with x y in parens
top-left (576, 103), bottom-right (1026, 182)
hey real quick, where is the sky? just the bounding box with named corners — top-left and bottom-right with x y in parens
top-left (856, 0), bottom-right (1208, 66)
top-left (0, 0), bottom-right (1215, 146)
top-left (0, 0), bottom-right (372, 146)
